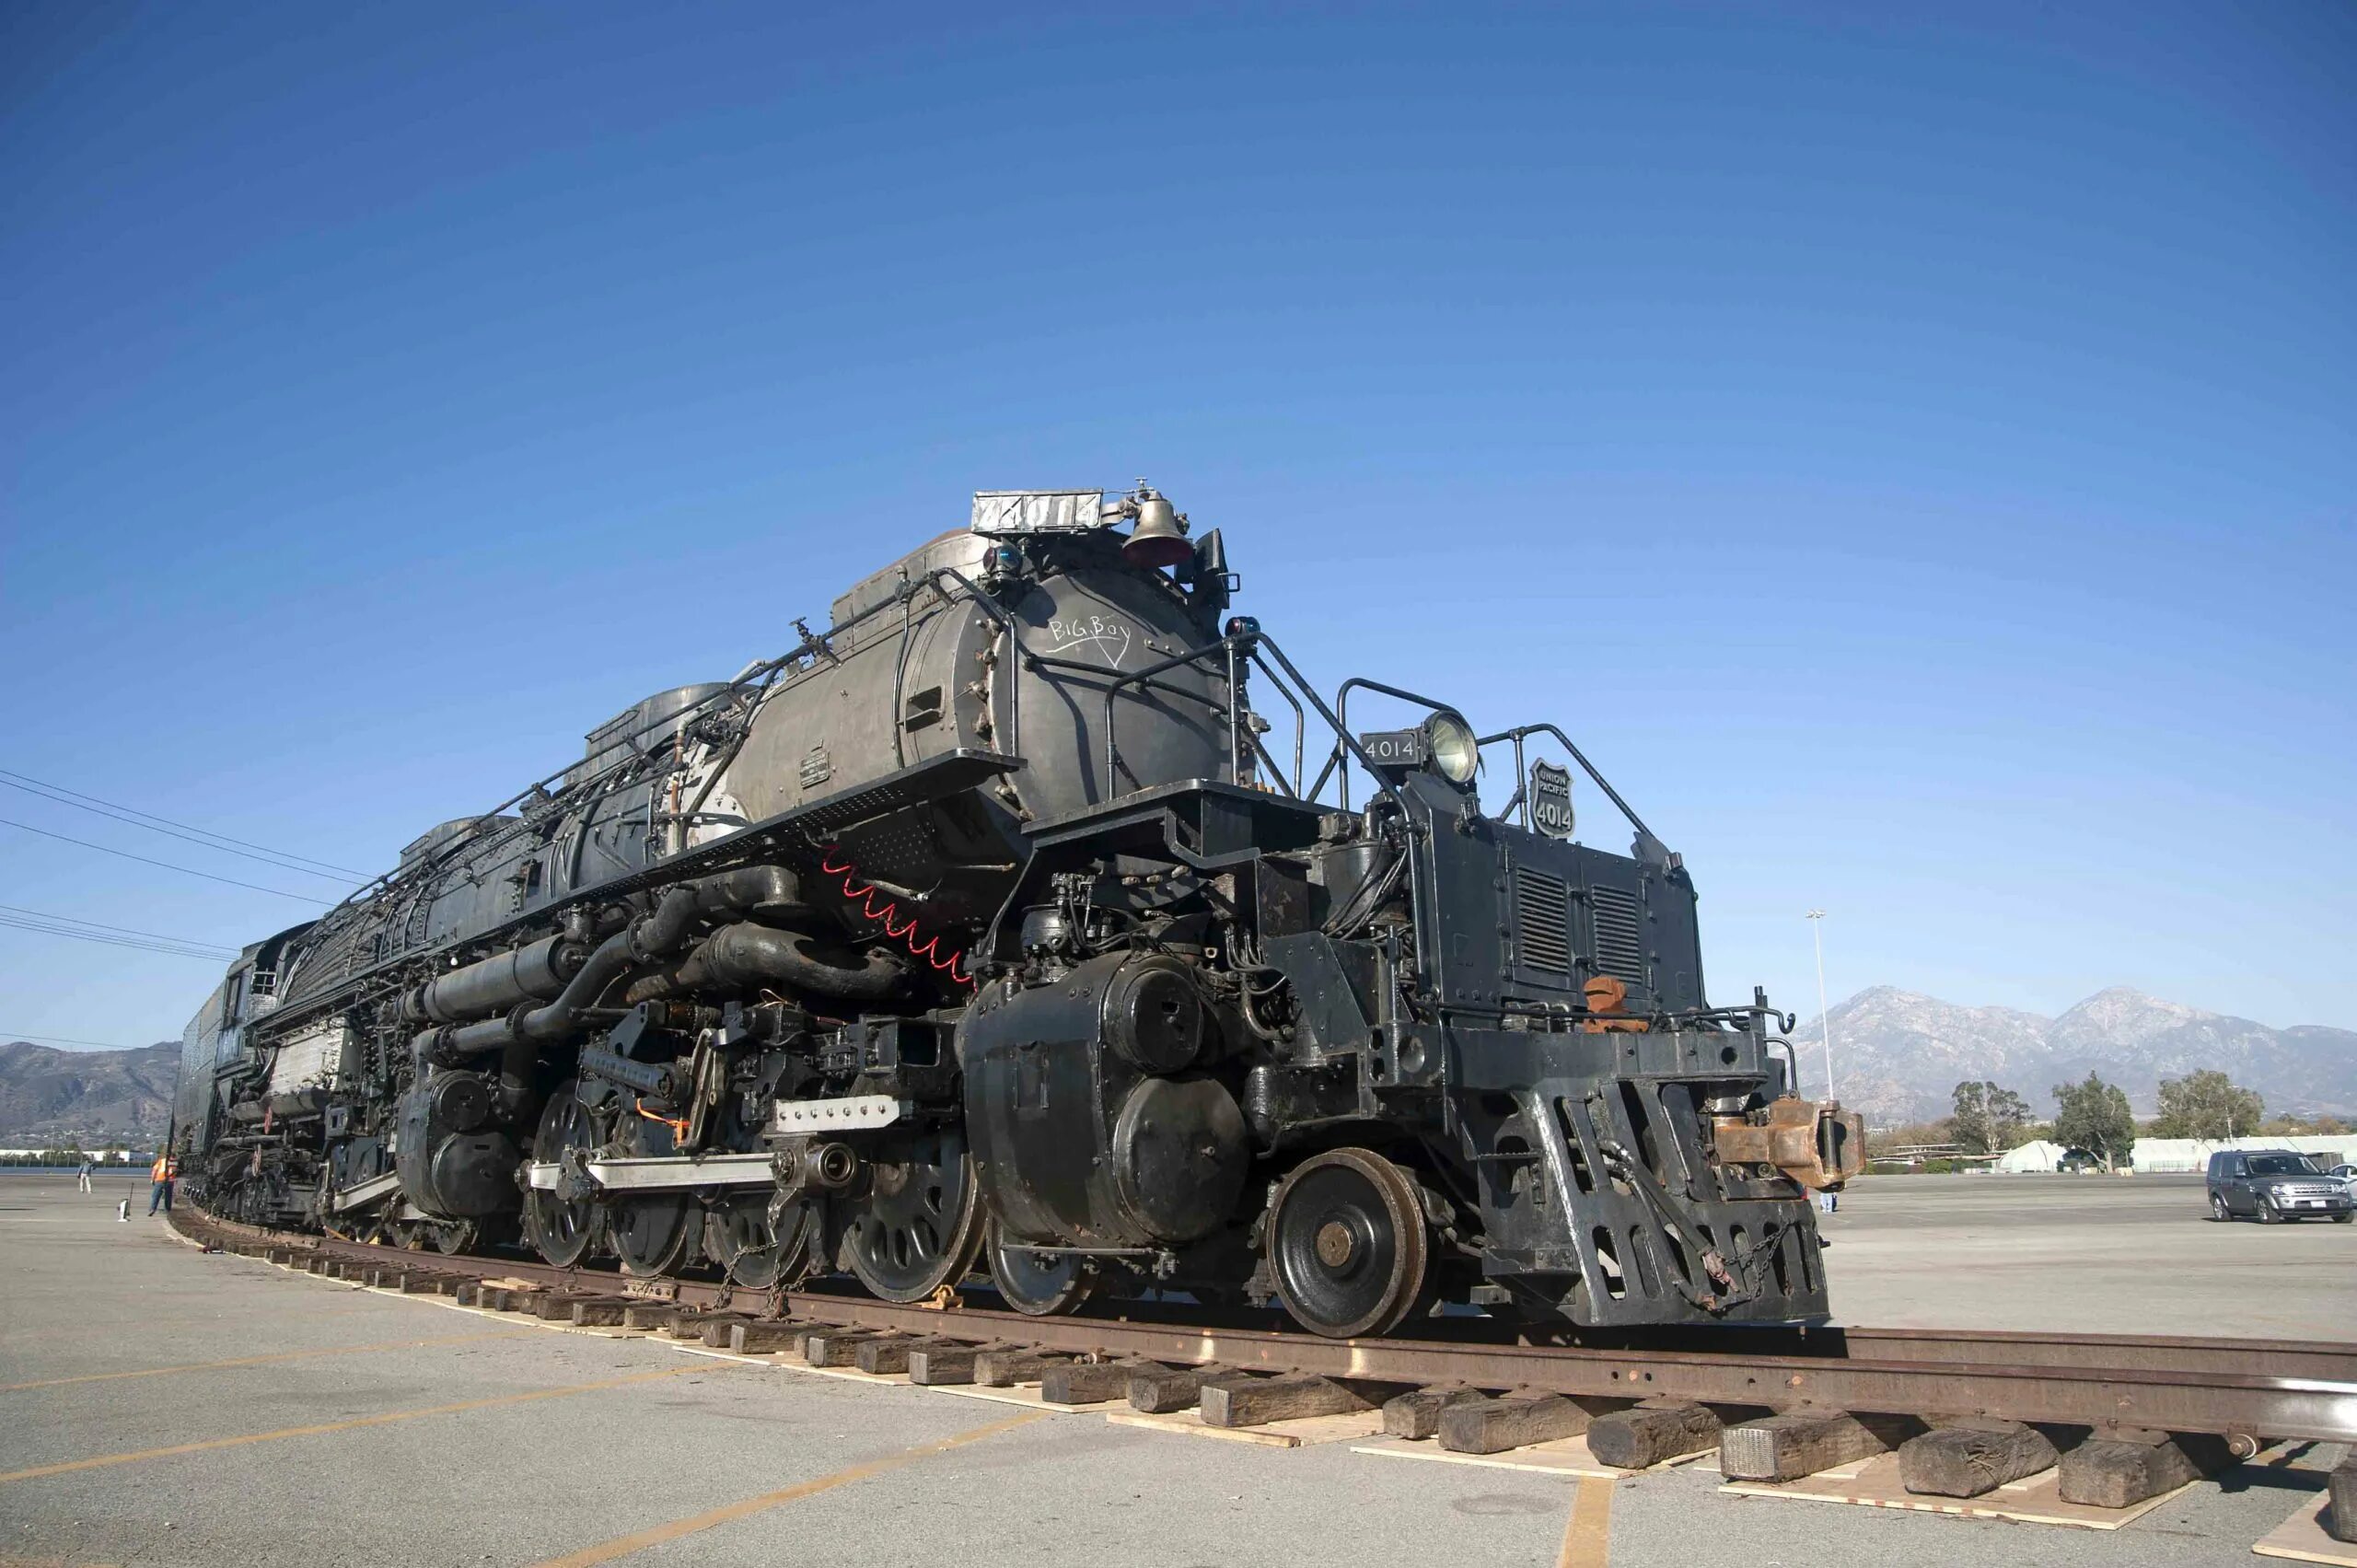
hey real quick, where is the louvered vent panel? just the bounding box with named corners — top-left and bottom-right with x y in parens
top-left (1589, 884), bottom-right (1646, 982)
top-left (1513, 866), bottom-right (1572, 972)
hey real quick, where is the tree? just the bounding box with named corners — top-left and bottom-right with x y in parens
top-left (2052, 1073), bottom-right (2136, 1171)
top-left (2150, 1070), bottom-right (2265, 1139)
top-left (1949, 1080), bottom-right (2034, 1156)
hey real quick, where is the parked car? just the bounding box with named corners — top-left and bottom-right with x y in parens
top-left (2327, 1163), bottom-right (2357, 1198)
top-left (2206, 1150), bottom-right (2355, 1223)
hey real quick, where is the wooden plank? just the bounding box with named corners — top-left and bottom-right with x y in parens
top-left (1108, 1407), bottom-right (1386, 1449)
top-left (1720, 1411), bottom-right (1917, 1482)
top-left (1721, 1450), bottom-right (2196, 1531)
top-left (1585, 1401), bottom-right (1721, 1471)
top-left (620, 1304), bottom-right (679, 1330)
top-left (2254, 1492), bottom-right (2357, 1566)
top-left (1899, 1420), bottom-right (2061, 1499)
top-left (1353, 1432), bottom-right (1701, 1479)
top-left (1438, 1395), bottom-right (1595, 1456)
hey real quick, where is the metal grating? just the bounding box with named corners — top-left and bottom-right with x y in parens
top-left (1589, 884), bottom-right (1645, 983)
top-left (1513, 865), bottom-right (1572, 972)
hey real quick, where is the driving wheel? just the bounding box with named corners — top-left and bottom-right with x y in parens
top-left (705, 1192), bottom-right (819, 1290)
top-left (610, 1112), bottom-right (698, 1276)
top-left (842, 1124), bottom-right (984, 1303)
top-left (986, 1220), bottom-right (1096, 1316)
top-left (1266, 1147), bottom-right (1434, 1339)
top-left (524, 1082), bottom-right (602, 1268)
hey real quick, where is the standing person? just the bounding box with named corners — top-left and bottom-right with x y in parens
top-left (147, 1150), bottom-right (177, 1215)
top-left (77, 1157), bottom-right (94, 1193)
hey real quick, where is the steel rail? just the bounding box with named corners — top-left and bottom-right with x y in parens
top-left (177, 1209), bottom-right (2357, 1446)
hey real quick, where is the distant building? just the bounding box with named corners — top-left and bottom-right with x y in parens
top-left (1995, 1134), bottom-right (2350, 1174)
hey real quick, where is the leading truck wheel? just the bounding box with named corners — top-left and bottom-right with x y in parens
top-left (1267, 1148), bottom-right (1434, 1339)
top-left (843, 1125), bottom-right (984, 1303)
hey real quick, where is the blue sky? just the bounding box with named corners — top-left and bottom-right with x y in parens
top-left (2, 2), bottom-right (2351, 1051)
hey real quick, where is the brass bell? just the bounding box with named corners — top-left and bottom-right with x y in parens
top-left (1121, 488), bottom-right (1193, 568)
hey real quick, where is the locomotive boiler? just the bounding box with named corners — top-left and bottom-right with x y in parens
top-left (173, 485), bottom-right (1860, 1336)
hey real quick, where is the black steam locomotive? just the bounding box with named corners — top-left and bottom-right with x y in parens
top-left (174, 487), bottom-right (1858, 1336)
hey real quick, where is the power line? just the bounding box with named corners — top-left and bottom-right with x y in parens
top-left (0, 771), bottom-right (366, 881)
top-left (0, 902), bottom-right (240, 954)
top-left (0, 1029), bottom-right (167, 1050)
top-left (0, 914), bottom-right (237, 961)
top-left (0, 818), bottom-right (336, 905)
top-left (0, 904), bottom-right (240, 961)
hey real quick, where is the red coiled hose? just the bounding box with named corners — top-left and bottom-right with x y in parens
top-left (818, 847), bottom-right (976, 988)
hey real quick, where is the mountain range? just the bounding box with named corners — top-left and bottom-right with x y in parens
top-left (4, 983), bottom-right (2352, 1141)
top-left (1799, 986), bottom-right (2357, 1125)
top-left (0, 1040), bottom-right (179, 1146)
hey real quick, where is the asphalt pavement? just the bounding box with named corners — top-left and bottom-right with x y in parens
top-left (0, 1172), bottom-right (2343, 1567)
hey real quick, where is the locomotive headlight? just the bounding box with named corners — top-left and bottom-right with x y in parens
top-left (1423, 712), bottom-right (1479, 786)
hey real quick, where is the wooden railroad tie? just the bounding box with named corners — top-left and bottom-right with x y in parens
top-left (1437, 1394), bottom-right (1605, 1456)
top-left (1126, 1365), bottom-right (1240, 1414)
top-left (2328, 1456), bottom-right (2357, 1546)
top-left (801, 1328), bottom-right (891, 1366)
top-left (1200, 1374), bottom-right (1403, 1429)
top-left (973, 1348), bottom-right (1074, 1388)
top-left (856, 1336), bottom-right (961, 1376)
top-left (1718, 1411), bottom-right (1922, 1482)
top-left (1039, 1360), bottom-right (1169, 1406)
top-left (1898, 1418), bottom-right (2065, 1499)
top-left (1381, 1388), bottom-right (1486, 1441)
top-left (2056, 1428), bottom-right (2230, 1508)
top-left (1585, 1400), bottom-right (1724, 1469)
top-left (906, 1343), bottom-right (982, 1386)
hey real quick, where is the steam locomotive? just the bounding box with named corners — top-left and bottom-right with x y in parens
top-left (173, 487), bottom-right (1859, 1336)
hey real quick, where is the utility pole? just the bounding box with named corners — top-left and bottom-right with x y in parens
top-left (1807, 909), bottom-right (1837, 1100)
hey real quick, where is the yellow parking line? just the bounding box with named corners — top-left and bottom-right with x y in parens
top-left (1554, 1475), bottom-right (1614, 1568)
top-left (0, 1364), bottom-right (734, 1484)
top-left (0, 1330), bottom-right (534, 1392)
top-left (528, 1412), bottom-right (1048, 1567)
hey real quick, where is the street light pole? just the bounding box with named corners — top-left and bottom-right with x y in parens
top-left (1806, 909), bottom-right (1837, 1101)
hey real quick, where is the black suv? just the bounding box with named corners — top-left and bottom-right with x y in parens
top-left (2206, 1150), bottom-right (2354, 1223)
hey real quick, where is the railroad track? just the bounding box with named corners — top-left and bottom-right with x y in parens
top-left (174, 1206), bottom-right (2357, 1525)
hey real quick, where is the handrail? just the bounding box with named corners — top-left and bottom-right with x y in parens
top-left (1477, 722), bottom-right (1664, 854)
top-left (1320, 677), bottom-right (1463, 808)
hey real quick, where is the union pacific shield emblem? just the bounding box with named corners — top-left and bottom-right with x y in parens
top-left (1529, 761), bottom-right (1573, 839)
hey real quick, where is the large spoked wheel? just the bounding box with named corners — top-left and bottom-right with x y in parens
top-left (986, 1220), bottom-right (1096, 1316)
top-left (705, 1192), bottom-right (819, 1291)
top-left (2210, 1193), bottom-right (2231, 1223)
top-left (1267, 1148), bottom-right (1434, 1339)
top-left (525, 1082), bottom-right (602, 1268)
top-left (610, 1113), bottom-right (699, 1276)
top-left (843, 1125), bottom-right (985, 1303)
